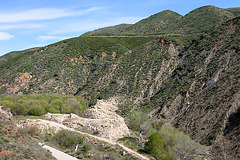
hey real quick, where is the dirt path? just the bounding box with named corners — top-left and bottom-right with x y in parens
top-left (25, 119), bottom-right (149, 160)
top-left (64, 123), bottom-right (150, 160)
top-left (39, 142), bottom-right (78, 160)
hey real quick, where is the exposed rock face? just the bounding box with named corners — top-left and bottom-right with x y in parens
top-left (19, 99), bottom-right (130, 142)
top-left (0, 106), bottom-right (12, 119)
top-left (83, 98), bottom-right (119, 119)
top-left (17, 119), bottom-right (73, 133)
top-left (148, 17), bottom-right (240, 159)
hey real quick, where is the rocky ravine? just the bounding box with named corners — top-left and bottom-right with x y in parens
top-left (18, 99), bottom-right (130, 142)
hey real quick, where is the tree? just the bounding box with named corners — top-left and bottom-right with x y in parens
top-left (48, 108), bottom-right (60, 113)
top-left (2, 100), bottom-right (13, 107)
top-left (9, 103), bottom-right (26, 115)
top-left (28, 106), bottom-right (45, 116)
top-left (159, 126), bottom-right (176, 147)
top-left (126, 110), bottom-right (148, 131)
top-left (173, 132), bottom-right (203, 160)
top-left (144, 131), bottom-right (174, 160)
top-left (53, 130), bottom-right (83, 149)
top-left (144, 126), bottom-right (204, 160)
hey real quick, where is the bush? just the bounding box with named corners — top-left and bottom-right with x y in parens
top-left (27, 126), bottom-right (39, 137)
top-left (23, 100), bottom-right (40, 109)
top-left (2, 100), bottom-right (13, 107)
top-left (82, 144), bottom-right (91, 153)
top-left (126, 110), bottom-right (148, 131)
top-left (52, 99), bottom-right (63, 110)
top-left (159, 126), bottom-right (176, 147)
top-left (173, 132), bottom-right (202, 160)
top-left (145, 127), bottom-right (204, 160)
top-left (9, 103), bottom-right (26, 115)
top-left (144, 132), bottom-right (164, 158)
top-left (28, 106), bottom-right (45, 116)
top-left (144, 131), bottom-right (174, 160)
top-left (60, 104), bottom-right (72, 114)
top-left (48, 108), bottom-right (60, 113)
top-left (0, 94), bottom-right (89, 116)
top-left (53, 130), bottom-right (83, 149)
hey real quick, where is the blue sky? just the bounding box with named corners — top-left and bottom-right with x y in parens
top-left (0, 0), bottom-right (239, 56)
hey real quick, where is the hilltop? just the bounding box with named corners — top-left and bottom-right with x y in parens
top-left (124, 10), bottom-right (182, 34)
top-left (165, 5), bottom-right (235, 33)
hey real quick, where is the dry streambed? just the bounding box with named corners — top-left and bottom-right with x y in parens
top-left (18, 99), bottom-right (130, 141)
top-left (16, 99), bottom-right (150, 160)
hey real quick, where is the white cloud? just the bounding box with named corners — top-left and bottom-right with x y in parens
top-left (38, 35), bottom-right (69, 41)
top-left (0, 24), bottom-right (44, 30)
top-left (0, 32), bottom-right (14, 40)
top-left (0, 7), bottom-right (105, 23)
top-left (86, 7), bottom-right (105, 12)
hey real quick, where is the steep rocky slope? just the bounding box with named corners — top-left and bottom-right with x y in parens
top-left (149, 17), bottom-right (240, 158)
top-left (78, 38), bottom-right (181, 107)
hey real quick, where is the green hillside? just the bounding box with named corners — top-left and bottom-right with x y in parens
top-left (164, 5), bottom-right (235, 33)
top-left (124, 10), bottom-right (182, 34)
top-left (82, 23), bottom-right (132, 36)
top-left (0, 36), bottom-right (155, 95)
top-left (226, 7), bottom-right (240, 16)
top-left (82, 6), bottom-right (238, 36)
top-left (0, 48), bottom-right (39, 63)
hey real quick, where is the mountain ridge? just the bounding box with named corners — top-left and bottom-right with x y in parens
top-left (81, 5), bottom-right (237, 36)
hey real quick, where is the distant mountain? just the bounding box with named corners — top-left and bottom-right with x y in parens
top-left (164, 5), bottom-right (235, 33)
top-left (82, 23), bottom-right (132, 36)
top-left (124, 10), bottom-right (182, 34)
top-left (82, 6), bottom-right (237, 36)
top-left (226, 7), bottom-right (240, 16)
top-left (82, 10), bottom-right (182, 36)
top-left (0, 48), bottom-right (39, 63)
